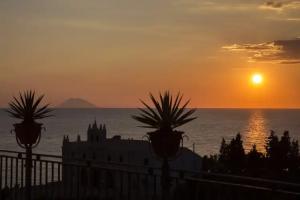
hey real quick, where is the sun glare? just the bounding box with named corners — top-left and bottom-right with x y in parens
top-left (251, 73), bottom-right (263, 85)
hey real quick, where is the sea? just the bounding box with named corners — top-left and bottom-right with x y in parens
top-left (0, 108), bottom-right (300, 156)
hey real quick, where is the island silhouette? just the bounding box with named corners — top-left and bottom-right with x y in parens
top-left (58, 98), bottom-right (97, 108)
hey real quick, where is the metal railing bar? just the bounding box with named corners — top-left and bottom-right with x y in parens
top-left (0, 155), bottom-right (62, 166)
top-left (45, 161), bottom-right (48, 185)
top-left (104, 169), bottom-right (107, 200)
top-left (10, 157), bottom-right (13, 188)
top-left (62, 162), bottom-right (151, 176)
top-left (0, 149), bottom-right (62, 159)
top-left (39, 161), bottom-right (42, 186)
top-left (76, 166), bottom-right (80, 200)
top-left (51, 162), bottom-right (54, 183)
top-left (5, 156), bottom-right (7, 187)
top-left (185, 176), bottom-right (300, 195)
top-left (136, 172), bottom-right (140, 200)
top-left (0, 156), bottom-right (2, 189)
top-left (15, 157), bottom-right (18, 188)
top-left (57, 163), bottom-right (61, 199)
top-left (201, 171), bottom-right (300, 188)
top-left (21, 158), bottom-right (24, 187)
top-left (145, 174), bottom-right (149, 200)
top-left (51, 162), bottom-right (54, 200)
top-left (58, 163), bottom-right (61, 181)
top-left (275, 189), bottom-right (300, 196)
top-left (33, 160), bottom-right (36, 186)
top-left (120, 170), bottom-right (123, 200)
top-left (128, 171), bottom-right (131, 200)
top-left (69, 165), bottom-right (73, 199)
top-left (153, 175), bottom-right (157, 199)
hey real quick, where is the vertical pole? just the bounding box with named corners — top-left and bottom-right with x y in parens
top-left (128, 172), bottom-right (131, 200)
top-left (0, 156), bottom-right (2, 189)
top-left (120, 170), bottom-right (123, 199)
top-left (5, 157), bottom-right (8, 187)
top-left (15, 158), bottom-right (19, 188)
top-left (21, 159), bottom-right (24, 187)
top-left (25, 146), bottom-right (32, 200)
top-left (161, 158), bottom-right (170, 200)
top-left (10, 158), bottom-right (13, 188)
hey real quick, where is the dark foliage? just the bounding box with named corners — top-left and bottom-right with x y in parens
top-left (202, 131), bottom-right (300, 183)
top-left (265, 131), bottom-right (300, 172)
top-left (132, 91), bottom-right (196, 132)
top-left (6, 90), bottom-right (52, 122)
top-left (246, 145), bottom-right (264, 176)
top-left (217, 133), bottom-right (245, 174)
top-left (202, 155), bottom-right (219, 172)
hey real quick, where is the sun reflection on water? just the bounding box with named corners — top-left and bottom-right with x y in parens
top-left (244, 110), bottom-right (268, 153)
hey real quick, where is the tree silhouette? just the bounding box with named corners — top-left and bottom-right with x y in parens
top-left (218, 134), bottom-right (245, 173)
top-left (265, 130), bottom-right (299, 174)
top-left (266, 130), bottom-right (281, 171)
top-left (227, 133), bottom-right (245, 173)
top-left (218, 138), bottom-right (229, 171)
top-left (289, 140), bottom-right (299, 172)
top-left (203, 130), bottom-right (300, 183)
top-left (246, 145), bottom-right (264, 176)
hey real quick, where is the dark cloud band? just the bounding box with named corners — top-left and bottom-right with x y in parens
top-left (222, 38), bottom-right (300, 64)
top-left (260, 1), bottom-right (300, 10)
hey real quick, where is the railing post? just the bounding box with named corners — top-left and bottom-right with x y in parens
top-left (5, 157), bottom-right (8, 187)
top-left (25, 146), bottom-right (32, 200)
top-left (10, 158), bottom-right (13, 188)
top-left (161, 158), bottom-right (170, 200)
top-left (15, 157), bottom-right (19, 188)
top-left (0, 156), bottom-right (2, 189)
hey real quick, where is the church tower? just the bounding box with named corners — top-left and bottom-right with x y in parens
top-left (87, 120), bottom-right (107, 143)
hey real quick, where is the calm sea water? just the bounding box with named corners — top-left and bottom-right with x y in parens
top-left (0, 109), bottom-right (300, 156)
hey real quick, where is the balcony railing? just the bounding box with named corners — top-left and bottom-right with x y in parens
top-left (1, 149), bottom-right (300, 200)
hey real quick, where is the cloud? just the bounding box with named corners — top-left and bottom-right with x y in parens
top-left (260, 1), bottom-right (300, 11)
top-left (222, 38), bottom-right (300, 64)
top-left (174, 0), bottom-right (257, 12)
top-left (286, 18), bottom-right (300, 21)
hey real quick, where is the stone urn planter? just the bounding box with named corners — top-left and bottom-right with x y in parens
top-left (14, 122), bottom-right (42, 145)
top-left (147, 130), bottom-right (183, 158)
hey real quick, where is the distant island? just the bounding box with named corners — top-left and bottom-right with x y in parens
top-left (57, 98), bottom-right (97, 108)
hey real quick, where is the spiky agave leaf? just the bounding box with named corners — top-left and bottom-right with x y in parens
top-left (132, 91), bottom-right (197, 132)
top-left (6, 90), bottom-right (53, 122)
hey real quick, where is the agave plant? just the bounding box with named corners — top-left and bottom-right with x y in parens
top-left (6, 90), bottom-right (52, 123)
top-left (132, 91), bottom-right (196, 133)
top-left (133, 91), bottom-right (196, 158)
top-left (6, 90), bottom-right (52, 146)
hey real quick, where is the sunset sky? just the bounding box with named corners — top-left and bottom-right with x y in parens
top-left (1, 0), bottom-right (300, 108)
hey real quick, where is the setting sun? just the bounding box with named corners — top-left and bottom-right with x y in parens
top-left (251, 73), bottom-right (263, 85)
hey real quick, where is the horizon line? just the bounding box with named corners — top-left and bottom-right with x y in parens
top-left (1, 107), bottom-right (300, 110)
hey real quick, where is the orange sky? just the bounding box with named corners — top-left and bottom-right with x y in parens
top-left (1, 0), bottom-right (300, 108)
